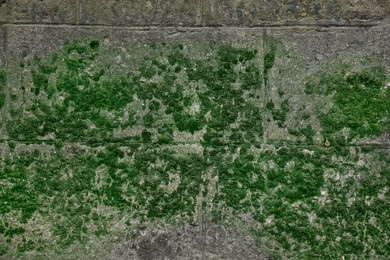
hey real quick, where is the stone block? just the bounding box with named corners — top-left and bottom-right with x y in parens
top-left (204, 0), bottom-right (389, 26)
top-left (80, 0), bottom-right (203, 26)
top-left (5, 25), bottom-right (76, 61)
top-left (5, 26), bottom-right (265, 144)
top-left (261, 26), bottom-right (390, 143)
top-left (1, 23), bottom-right (390, 260)
top-left (4, 0), bottom-right (78, 24)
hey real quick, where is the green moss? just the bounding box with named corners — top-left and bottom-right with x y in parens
top-left (17, 240), bottom-right (35, 253)
top-left (38, 63), bottom-right (57, 75)
top-left (0, 247), bottom-right (6, 256)
top-left (89, 40), bottom-right (100, 50)
top-left (5, 227), bottom-right (25, 238)
top-left (217, 45), bottom-right (258, 64)
top-left (264, 42), bottom-right (276, 84)
top-left (264, 45), bottom-right (276, 71)
top-left (157, 124), bottom-right (174, 144)
top-left (306, 66), bottom-right (389, 139)
top-left (300, 125), bottom-right (315, 143)
top-left (3, 39), bottom-right (389, 259)
top-left (173, 112), bottom-right (204, 134)
top-left (7, 41), bottom-right (264, 142)
top-left (149, 100), bottom-right (160, 111)
top-left (0, 164), bottom-right (41, 224)
top-left (0, 70), bottom-right (6, 108)
top-left (141, 130), bottom-right (152, 143)
top-left (266, 99), bottom-right (289, 127)
top-left (31, 71), bottom-right (49, 95)
top-left (208, 143), bottom-right (390, 259)
top-left (167, 50), bottom-right (191, 68)
top-left (266, 100), bottom-right (275, 110)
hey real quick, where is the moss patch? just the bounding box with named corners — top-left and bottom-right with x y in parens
top-left (0, 70), bottom-right (5, 109)
top-left (305, 66), bottom-right (389, 143)
top-left (1, 39), bottom-right (389, 259)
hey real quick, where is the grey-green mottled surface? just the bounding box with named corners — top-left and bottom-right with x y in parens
top-left (0, 25), bottom-right (5, 66)
top-left (0, 12), bottom-right (389, 260)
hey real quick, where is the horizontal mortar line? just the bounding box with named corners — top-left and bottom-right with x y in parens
top-left (1, 22), bottom-right (381, 31)
top-left (0, 139), bottom-right (388, 149)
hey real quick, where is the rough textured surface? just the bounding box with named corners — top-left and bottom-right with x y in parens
top-left (0, 0), bottom-right (388, 26)
top-left (80, 0), bottom-right (203, 26)
top-left (90, 223), bottom-right (271, 260)
top-left (263, 25), bottom-right (390, 141)
top-left (204, 0), bottom-right (390, 26)
top-left (1, 23), bottom-right (389, 259)
top-left (2, 0), bottom-right (78, 24)
top-left (0, 26), bottom-right (5, 66)
top-left (0, 2), bottom-right (389, 260)
top-left (5, 26), bottom-right (77, 62)
top-left (0, 1), bottom-right (6, 24)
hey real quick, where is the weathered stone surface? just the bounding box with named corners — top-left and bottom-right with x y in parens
top-left (0, 26), bottom-right (6, 140)
top-left (2, 22), bottom-right (267, 65)
top-left (1, 0), bottom-right (389, 27)
top-left (0, 25), bottom-right (5, 65)
top-left (204, 0), bottom-right (390, 26)
top-left (262, 25), bottom-right (390, 142)
top-left (0, 22), bottom-right (389, 260)
top-left (339, 0), bottom-right (390, 20)
top-left (3, 0), bottom-right (78, 24)
top-left (5, 26), bottom-right (78, 61)
top-left (92, 223), bottom-right (271, 260)
top-left (0, 0), bottom-right (6, 24)
top-left (1, 140), bottom-right (389, 259)
top-left (79, 0), bottom-right (203, 26)
top-left (5, 26), bottom-right (265, 144)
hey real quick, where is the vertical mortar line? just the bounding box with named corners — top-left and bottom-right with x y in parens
top-left (2, 25), bottom-right (7, 76)
top-left (203, 206), bottom-right (208, 260)
top-left (196, 0), bottom-right (200, 25)
top-left (200, 207), bottom-right (206, 260)
top-left (199, 182), bottom-right (205, 260)
top-left (5, 0), bottom-right (10, 25)
top-left (76, 0), bottom-right (80, 25)
top-left (262, 29), bottom-right (267, 87)
top-left (1, 24), bottom-right (8, 138)
top-left (1, 25), bottom-right (5, 65)
top-left (201, 208), bottom-right (204, 260)
top-left (200, 166), bottom-right (210, 260)
top-left (0, 25), bottom-right (4, 136)
top-left (262, 28), bottom-right (270, 141)
top-left (201, 0), bottom-right (207, 27)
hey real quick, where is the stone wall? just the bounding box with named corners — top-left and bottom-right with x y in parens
top-left (1, 0), bottom-right (389, 26)
top-left (0, 1), bottom-right (389, 259)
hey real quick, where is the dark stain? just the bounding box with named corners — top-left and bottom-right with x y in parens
top-left (137, 234), bottom-right (174, 260)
